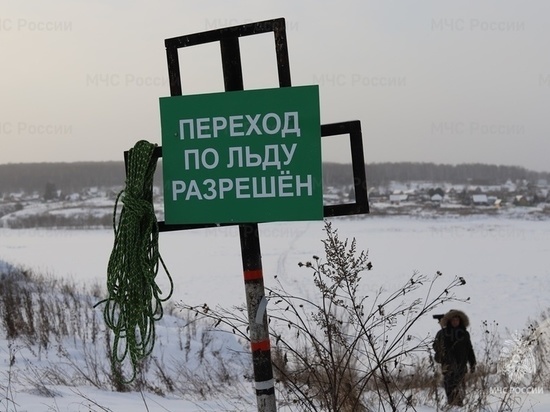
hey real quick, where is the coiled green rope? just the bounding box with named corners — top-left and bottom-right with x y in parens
top-left (96, 140), bottom-right (173, 383)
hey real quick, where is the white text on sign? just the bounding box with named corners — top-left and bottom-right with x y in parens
top-left (179, 112), bottom-right (301, 139)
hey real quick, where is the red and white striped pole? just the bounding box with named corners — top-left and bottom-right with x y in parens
top-left (240, 223), bottom-right (276, 411)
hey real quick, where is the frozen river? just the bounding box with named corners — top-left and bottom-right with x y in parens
top-left (1, 214), bottom-right (550, 345)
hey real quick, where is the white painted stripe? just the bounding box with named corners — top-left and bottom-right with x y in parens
top-left (255, 296), bottom-right (268, 324)
top-left (255, 378), bottom-right (275, 391)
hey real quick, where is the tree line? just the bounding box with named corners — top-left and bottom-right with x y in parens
top-left (325, 162), bottom-right (549, 189)
top-left (0, 161), bottom-right (548, 195)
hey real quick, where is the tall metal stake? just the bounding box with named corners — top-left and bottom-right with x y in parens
top-left (240, 224), bottom-right (276, 410)
top-left (220, 34), bottom-right (276, 411)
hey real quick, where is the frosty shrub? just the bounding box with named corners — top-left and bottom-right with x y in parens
top-left (180, 220), bottom-right (469, 411)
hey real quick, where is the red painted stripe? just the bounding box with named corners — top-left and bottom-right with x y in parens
top-left (244, 269), bottom-right (263, 281)
top-left (250, 339), bottom-right (271, 352)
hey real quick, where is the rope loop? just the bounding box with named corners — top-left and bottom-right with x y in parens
top-left (95, 140), bottom-right (173, 383)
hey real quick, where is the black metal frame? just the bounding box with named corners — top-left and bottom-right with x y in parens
top-left (321, 120), bottom-right (369, 217)
top-left (126, 17), bottom-right (369, 231)
top-left (165, 18), bottom-right (291, 94)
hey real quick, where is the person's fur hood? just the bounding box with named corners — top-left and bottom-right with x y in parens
top-left (440, 309), bottom-right (470, 328)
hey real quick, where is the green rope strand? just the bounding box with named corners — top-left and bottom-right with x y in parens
top-left (96, 140), bottom-right (173, 383)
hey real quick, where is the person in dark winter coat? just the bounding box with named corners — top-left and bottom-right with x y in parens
top-left (433, 309), bottom-right (476, 407)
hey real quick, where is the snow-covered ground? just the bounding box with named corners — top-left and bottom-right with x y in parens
top-left (1, 214), bottom-right (550, 411)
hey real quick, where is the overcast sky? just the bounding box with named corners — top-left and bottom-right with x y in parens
top-left (1, 1), bottom-right (549, 172)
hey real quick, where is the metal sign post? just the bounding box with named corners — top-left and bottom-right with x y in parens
top-left (216, 24), bottom-right (277, 409)
top-left (124, 17), bottom-right (369, 412)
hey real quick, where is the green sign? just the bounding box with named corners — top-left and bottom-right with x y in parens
top-left (160, 85), bottom-right (322, 224)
